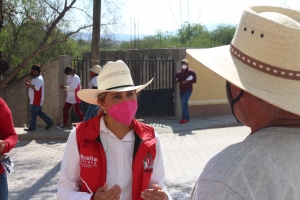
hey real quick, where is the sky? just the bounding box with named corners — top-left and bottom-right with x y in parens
top-left (120, 0), bottom-right (300, 35)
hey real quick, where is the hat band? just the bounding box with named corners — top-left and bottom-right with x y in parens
top-left (230, 44), bottom-right (300, 81)
top-left (105, 84), bottom-right (134, 90)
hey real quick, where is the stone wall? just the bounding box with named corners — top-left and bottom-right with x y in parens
top-left (0, 55), bottom-right (70, 127)
top-left (0, 76), bottom-right (30, 127)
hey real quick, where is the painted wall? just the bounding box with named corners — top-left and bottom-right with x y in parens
top-left (185, 52), bottom-right (231, 117)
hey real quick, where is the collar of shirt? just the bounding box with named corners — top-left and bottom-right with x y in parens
top-left (100, 116), bottom-right (135, 142)
top-left (181, 68), bottom-right (189, 72)
top-left (33, 73), bottom-right (41, 79)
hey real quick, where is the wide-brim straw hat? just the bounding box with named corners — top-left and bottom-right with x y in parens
top-left (187, 6), bottom-right (300, 116)
top-left (89, 65), bottom-right (102, 74)
top-left (77, 60), bottom-right (153, 105)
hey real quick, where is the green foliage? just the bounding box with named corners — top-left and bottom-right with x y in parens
top-left (117, 23), bottom-right (236, 50)
top-left (1, 0), bottom-right (88, 79)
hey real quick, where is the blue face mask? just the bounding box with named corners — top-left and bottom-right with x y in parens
top-left (226, 81), bottom-right (244, 123)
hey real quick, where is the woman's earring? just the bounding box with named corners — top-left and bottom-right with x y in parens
top-left (104, 110), bottom-right (107, 114)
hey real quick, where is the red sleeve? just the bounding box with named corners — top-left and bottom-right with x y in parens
top-left (0, 98), bottom-right (18, 154)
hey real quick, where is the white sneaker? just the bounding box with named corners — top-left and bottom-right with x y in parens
top-left (57, 125), bottom-right (68, 129)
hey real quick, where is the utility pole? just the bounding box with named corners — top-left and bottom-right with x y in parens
top-left (91, 0), bottom-right (101, 68)
top-left (0, 0), bottom-right (3, 60)
top-left (180, 0), bottom-right (183, 47)
top-left (187, 0), bottom-right (190, 47)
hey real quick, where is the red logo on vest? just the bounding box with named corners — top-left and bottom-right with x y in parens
top-left (143, 153), bottom-right (153, 172)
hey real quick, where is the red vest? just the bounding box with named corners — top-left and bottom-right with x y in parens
top-left (76, 115), bottom-right (157, 200)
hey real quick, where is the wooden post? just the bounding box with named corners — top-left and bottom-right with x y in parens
top-left (91, 0), bottom-right (101, 67)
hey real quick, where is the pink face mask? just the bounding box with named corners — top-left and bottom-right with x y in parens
top-left (106, 100), bottom-right (138, 126)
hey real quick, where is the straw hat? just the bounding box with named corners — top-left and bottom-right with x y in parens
top-left (187, 6), bottom-right (300, 115)
top-left (181, 59), bottom-right (188, 64)
top-left (89, 65), bottom-right (102, 74)
top-left (77, 60), bottom-right (153, 105)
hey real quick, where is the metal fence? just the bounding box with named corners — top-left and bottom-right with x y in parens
top-left (70, 55), bottom-right (175, 122)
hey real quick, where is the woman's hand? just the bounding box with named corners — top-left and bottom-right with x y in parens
top-left (94, 183), bottom-right (122, 200)
top-left (141, 184), bottom-right (168, 200)
top-left (0, 140), bottom-right (7, 153)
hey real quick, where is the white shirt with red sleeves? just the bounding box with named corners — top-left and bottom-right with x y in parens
top-left (28, 74), bottom-right (44, 106)
top-left (65, 74), bottom-right (81, 104)
top-left (88, 75), bottom-right (98, 89)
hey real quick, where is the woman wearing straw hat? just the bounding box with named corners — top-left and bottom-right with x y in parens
top-left (83, 65), bottom-right (102, 122)
top-left (188, 6), bottom-right (300, 200)
top-left (57, 61), bottom-right (171, 200)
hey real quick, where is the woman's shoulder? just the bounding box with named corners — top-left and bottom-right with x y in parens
top-left (0, 98), bottom-right (7, 109)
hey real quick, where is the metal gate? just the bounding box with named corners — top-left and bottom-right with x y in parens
top-left (70, 55), bottom-right (175, 122)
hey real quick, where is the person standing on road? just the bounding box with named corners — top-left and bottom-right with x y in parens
top-left (24, 65), bottom-right (54, 131)
top-left (0, 98), bottom-right (18, 199)
top-left (174, 59), bottom-right (197, 124)
top-left (57, 66), bottom-right (84, 129)
top-left (83, 65), bottom-right (102, 121)
top-left (57, 60), bottom-right (171, 200)
top-left (189, 6), bottom-right (300, 199)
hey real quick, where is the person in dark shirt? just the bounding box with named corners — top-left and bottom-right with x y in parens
top-left (174, 59), bottom-right (197, 124)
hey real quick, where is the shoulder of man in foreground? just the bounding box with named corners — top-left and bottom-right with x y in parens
top-left (192, 127), bottom-right (300, 200)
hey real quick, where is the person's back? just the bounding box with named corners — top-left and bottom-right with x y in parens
top-left (193, 127), bottom-right (300, 199)
top-left (66, 73), bottom-right (81, 104)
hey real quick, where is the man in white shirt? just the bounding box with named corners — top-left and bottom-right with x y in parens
top-left (57, 66), bottom-right (83, 129)
top-left (24, 65), bottom-right (53, 131)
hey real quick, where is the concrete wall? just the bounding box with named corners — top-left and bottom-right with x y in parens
top-left (0, 55), bottom-right (71, 127)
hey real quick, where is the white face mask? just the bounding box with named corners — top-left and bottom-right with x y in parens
top-left (67, 75), bottom-right (72, 78)
top-left (182, 65), bottom-right (187, 69)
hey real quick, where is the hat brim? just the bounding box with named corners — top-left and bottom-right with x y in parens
top-left (89, 69), bottom-right (100, 74)
top-left (77, 78), bottom-right (154, 105)
top-left (187, 45), bottom-right (300, 116)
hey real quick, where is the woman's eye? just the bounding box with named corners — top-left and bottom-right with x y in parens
top-left (127, 92), bottom-right (134, 96)
top-left (112, 95), bottom-right (120, 99)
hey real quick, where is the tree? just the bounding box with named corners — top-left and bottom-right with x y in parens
top-left (0, 0), bottom-right (122, 88)
top-left (177, 22), bottom-right (210, 48)
top-left (210, 24), bottom-right (236, 47)
top-left (117, 22), bottom-right (236, 50)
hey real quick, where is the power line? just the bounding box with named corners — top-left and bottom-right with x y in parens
top-left (197, 7), bottom-right (201, 24)
top-left (166, 0), bottom-right (180, 29)
top-left (281, 0), bottom-right (287, 7)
